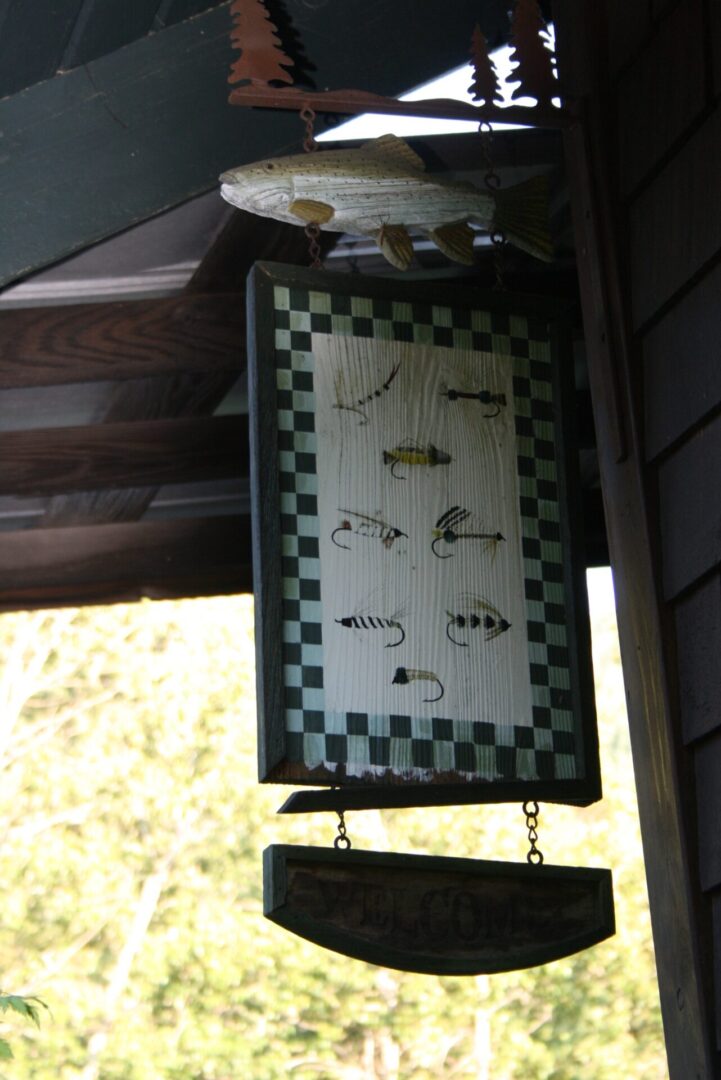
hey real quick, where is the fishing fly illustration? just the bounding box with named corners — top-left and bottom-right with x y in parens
top-left (383, 439), bottom-right (452, 480)
top-left (441, 386), bottom-right (507, 418)
top-left (331, 509), bottom-right (406, 550)
top-left (446, 595), bottom-right (511, 646)
top-left (431, 506), bottom-right (505, 559)
top-left (334, 608), bottom-right (406, 647)
top-left (392, 666), bottom-right (444, 703)
top-left (334, 360), bottom-right (400, 424)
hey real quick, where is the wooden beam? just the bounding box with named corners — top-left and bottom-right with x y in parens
top-left (0, 515), bottom-right (252, 611)
top-left (0, 0), bottom-right (491, 286)
top-left (0, 414), bottom-right (248, 496)
top-left (0, 294), bottom-right (245, 389)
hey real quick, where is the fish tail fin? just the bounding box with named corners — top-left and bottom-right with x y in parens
top-left (492, 175), bottom-right (553, 262)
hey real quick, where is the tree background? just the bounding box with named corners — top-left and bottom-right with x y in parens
top-left (0, 570), bottom-right (667, 1078)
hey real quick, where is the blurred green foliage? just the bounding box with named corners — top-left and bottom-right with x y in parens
top-left (0, 579), bottom-right (666, 1078)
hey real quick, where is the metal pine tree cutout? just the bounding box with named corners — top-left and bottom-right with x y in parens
top-left (228, 0), bottom-right (294, 87)
top-left (225, 0), bottom-right (567, 130)
top-left (468, 24), bottom-right (500, 107)
top-left (508, 0), bottom-right (557, 106)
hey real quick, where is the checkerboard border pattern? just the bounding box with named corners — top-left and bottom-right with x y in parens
top-left (271, 284), bottom-right (576, 782)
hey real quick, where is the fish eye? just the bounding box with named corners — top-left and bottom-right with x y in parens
top-left (264, 162), bottom-right (275, 170)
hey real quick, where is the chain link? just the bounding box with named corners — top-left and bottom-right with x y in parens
top-left (298, 106), bottom-right (323, 269)
top-left (478, 119), bottom-right (507, 290)
top-left (523, 800), bottom-right (544, 865)
top-left (334, 809), bottom-right (352, 850)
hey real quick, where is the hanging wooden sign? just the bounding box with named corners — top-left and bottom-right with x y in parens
top-left (249, 262), bottom-right (599, 810)
top-left (264, 845), bottom-right (615, 975)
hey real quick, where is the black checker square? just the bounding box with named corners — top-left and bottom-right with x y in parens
top-left (534, 438), bottom-right (555, 461)
top-left (291, 369), bottom-right (314, 391)
top-left (352, 316), bottom-right (373, 337)
top-left (411, 739), bottom-right (434, 768)
top-left (544, 601), bottom-right (566, 624)
top-left (289, 287), bottom-right (309, 311)
top-left (301, 665), bottom-right (323, 689)
top-left (530, 358), bottom-right (550, 382)
top-left (531, 397), bottom-right (554, 421)
top-left (389, 714), bottom-right (412, 738)
top-left (536, 478), bottom-right (558, 501)
top-left (392, 320), bottom-right (414, 342)
top-left (532, 705), bottom-right (553, 730)
top-left (473, 721), bottom-right (495, 745)
top-left (530, 663), bottom-right (550, 686)
top-left (514, 726), bottom-right (535, 749)
top-left (346, 712), bottom-right (369, 736)
top-left (432, 717), bottom-right (454, 742)
top-left (283, 641), bottom-right (302, 665)
top-left (295, 452), bottom-right (316, 474)
top-left (451, 308), bottom-right (472, 330)
top-left (510, 335), bottom-right (529, 357)
top-left (411, 301), bottom-right (432, 324)
top-left (325, 734), bottom-right (347, 760)
top-left (280, 512), bottom-right (298, 535)
top-left (279, 472), bottom-right (297, 494)
top-left (295, 493), bottom-right (318, 516)
top-left (298, 536), bottom-right (319, 558)
top-left (289, 330), bottom-right (312, 353)
top-left (518, 455), bottom-right (536, 478)
top-left (372, 297), bottom-right (393, 320)
top-left (527, 620), bottom-right (547, 643)
top-left (513, 374), bottom-right (531, 398)
top-left (281, 555), bottom-right (299, 578)
top-left (303, 710), bottom-right (325, 733)
top-left (525, 578), bottom-right (544, 601)
top-left (285, 732), bottom-right (303, 761)
top-left (299, 578), bottom-right (320, 601)
top-left (550, 686), bottom-right (571, 709)
top-left (539, 518), bottom-right (561, 542)
top-left (472, 330), bottom-right (493, 352)
top-left (275, 308), bottom-right (290, 329)
top-left (495, 744), bottom-right (516, 778)
top-left (433, 326), bottom-right (454, 348)
top-left (454, 742), bottom-right (475, 771)
top-left (310, 312), bottom-right (332, 334)
top-left (552, 729), bottom-right (575, 754)
top-left (535, 749), bottom-right (555, 779)
top-left (541, 560), bottom-right (564, 583)
top-left (369, 736), bottom-right (390, 766)
top-left (284, 686), bottom-right (302, 710)
top-left (330, 293), bottom-right (352, 315)
top-left (293, 410), bottom-right (315, 433)
top-left (282, 597), bottom-right (300, 622)
top-left (515, 415), bottom-right (534, 438)
top-left (300, 621), bottom-right (322, 645)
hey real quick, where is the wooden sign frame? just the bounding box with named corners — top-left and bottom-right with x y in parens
top-left (248, 261), bottom-right (600, 809)
top-left (264, 845), bottom-right (615, 975)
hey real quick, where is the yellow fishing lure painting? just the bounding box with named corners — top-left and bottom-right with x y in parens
top-left (220, 133), bottom-right (552, 270)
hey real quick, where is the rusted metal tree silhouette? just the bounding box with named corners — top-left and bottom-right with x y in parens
top-left (508, 0), bottom-right (557, 106)
top-left (226, 0), bottom-right (565, 128)
top-left (228, 0), bottom-right (293, 86)
top-left (468, 24), bottom-right (501, 107)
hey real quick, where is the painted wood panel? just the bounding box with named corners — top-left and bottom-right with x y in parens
top-left (674, 574), bottom-right (721, 745)
top-left (617, 0), bottom-right (705, 195)
top-left (629, 104), bottom-right (721, 328)
top-left (0, 514), bottom-right (252, 610)
top-left (0, 294), bottom-right (245, 389)
top-left (0, 0), bottom-right (84, 97)
top-left (606, 0), bottom-right (651, 76)
top-left (696, 730), bottom-right (721, 891)
top-left (658, 411), bottom-right (721, 600)
top-left (643, 260), bottom-right (721, 459)
top-left (0, 415), bottom-right (247, 496)
top-left (61, 0), bottom-right (165, 68)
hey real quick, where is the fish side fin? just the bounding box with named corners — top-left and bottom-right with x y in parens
top-left (375, 224), bottom-right (414, 271)
top-left (492, 174), bottom-right (554, 262)
top-left (361, 133), bottom-right (426, 172)
top-left (427, 223), bottom-right (475, 265)
top-left (288, 198), bottom-right (335, 224)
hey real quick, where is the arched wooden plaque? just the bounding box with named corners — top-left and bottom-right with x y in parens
top-left (264, 845), bottom-right (614, 974)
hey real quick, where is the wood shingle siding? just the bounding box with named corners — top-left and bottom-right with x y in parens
top-left (629, 103), bottom-right (721, 329)
top-left (558, 0), bottom-right (721, 1071)
top-left (643, 259), bottom-right (721, 460)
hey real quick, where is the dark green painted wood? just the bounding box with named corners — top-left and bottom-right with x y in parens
top-left (0, 0), bottom-right (491, 286)
top-left (61, 0), bottom-right (164, 68)
top-left (247, 264), bottom-right (286, 779)
top-left (263, 845), bottom-right (615, 975)
top-left (277, 784), bottom-right (596, 814)
top-left (0, 0), bottom-right (84, 97)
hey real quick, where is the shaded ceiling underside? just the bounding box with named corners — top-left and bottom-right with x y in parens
top-left (0, 0), bottom-right (604, 611)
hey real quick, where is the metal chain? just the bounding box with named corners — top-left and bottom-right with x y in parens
top-left (334, 809), bottom-right (352, 850)
top-left (299, 105), bottom-right (323, 270)
top-left (523, 800), bottom-right (544, 865)
top-left (478, 119), bottom-right (507, 290)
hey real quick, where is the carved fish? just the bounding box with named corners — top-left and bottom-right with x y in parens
top-left (219, 134), bottom-right (552, 270)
